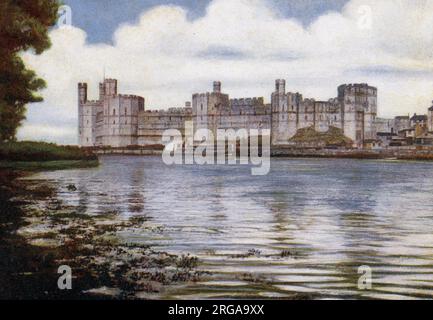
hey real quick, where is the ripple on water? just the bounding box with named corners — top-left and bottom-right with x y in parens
top-left (26, 156), bottom-right (433, 299)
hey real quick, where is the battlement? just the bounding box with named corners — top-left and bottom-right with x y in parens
top-left (143, 107), bottom-right (192, 115)
top-left (230, 97), bottom-right (265, 107)
top-left (118, 94), bottom-right (145, 100)
top-left (338, 83), bottom-right (377, 96)
top-left (192, 92), bottom-right (210, 98)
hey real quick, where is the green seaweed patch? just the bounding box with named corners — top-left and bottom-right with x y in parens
top-left (0, 160), bottom-right (99, 171)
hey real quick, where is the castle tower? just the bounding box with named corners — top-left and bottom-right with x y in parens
top-left (78, 83), bottom-right (87, 105)
top-left (99, 82), bottom-right (105, 101)
top-left (213, 81), bottom-right (221, 94)
top-left (78, 83), bottom-right (94, 147)
top-left (100, 79), bottom-right (144, 147)
top-left (104, 78), bottom-right (117, 96)
top-left (276, 79), bottom-right (285, 95)
top-left (428, 103), bottom-right (433, 132)
top-left (192, 81), bottom-right (229, 141)
top-left (271, 79), bottom-right (299, 145)
top-left (338, 83), bottom-right (377, 147)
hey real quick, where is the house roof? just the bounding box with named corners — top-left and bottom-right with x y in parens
top-left (411, 114), bottom-right (428, 121)
top-left (377, 132), bottom-right (396, 137)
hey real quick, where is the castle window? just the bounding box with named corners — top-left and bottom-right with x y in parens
top-left (113, 120), bottom-right (115, 124)
top-left (125, 108), bottom-right (127, 115)
top-left (113, 109), bottom-right (116, 115)
top-left (201, 104), bottom-right (203, 111)
top-left (305, 115), bottom-right (308, 121)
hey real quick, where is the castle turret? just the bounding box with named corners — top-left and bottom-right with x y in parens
top-left (213, 81), bottom-right (221, 94)
top-left (104, 79), bottom-right (118, 96)
top-left (99, 82), bottom-right (105, 101)
top-left (428, 103), bottom-right (433, 132)
top-left (275, 79), bottom-right (286, 95)
top-left (78, 83), bottom-right (87, 105)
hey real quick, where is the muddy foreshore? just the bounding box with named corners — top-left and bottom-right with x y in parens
top-left (0, 169), bottom-right (205, 300)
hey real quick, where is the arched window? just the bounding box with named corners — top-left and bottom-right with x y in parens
top-left (113, 109), bottom-right (116, 115)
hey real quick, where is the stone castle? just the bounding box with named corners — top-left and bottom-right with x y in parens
top-left (79, 78), bottom-right (379, 149)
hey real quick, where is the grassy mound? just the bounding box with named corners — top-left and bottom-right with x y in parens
top-left (0, 141), bottom-right (97, 162)
top-left (290, 126), bottom-right (353, 147)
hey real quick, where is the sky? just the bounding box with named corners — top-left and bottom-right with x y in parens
top-left (17, 0), bottom-right (433, 144)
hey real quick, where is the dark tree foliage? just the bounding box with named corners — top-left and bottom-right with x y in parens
top-left (0, 0), bottom-right (60, 142)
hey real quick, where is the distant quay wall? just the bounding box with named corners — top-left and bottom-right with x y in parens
top-left (84, 145), bottom-right (433, 161)
top-left (272, 146), bottom-right (433, 160)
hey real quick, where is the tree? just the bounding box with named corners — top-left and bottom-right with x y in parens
top-left (0, 0), bottom-right (60, 142)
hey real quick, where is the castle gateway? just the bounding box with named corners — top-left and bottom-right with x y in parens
top-left (79, 79), bottom-right (377, 148)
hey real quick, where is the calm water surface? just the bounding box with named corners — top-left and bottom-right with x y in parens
top-left (27, 156), bottom-right (433, 299)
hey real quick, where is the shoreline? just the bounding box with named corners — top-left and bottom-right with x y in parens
top-left (0, 159), bottom-right (100, 171)
top-left (0, 166), bottom-right (207, 300)
top-left (87, 146), bottom-right (433, 162)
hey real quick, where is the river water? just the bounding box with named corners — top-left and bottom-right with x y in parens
top-left (22, 156), bottom-right (433, 299)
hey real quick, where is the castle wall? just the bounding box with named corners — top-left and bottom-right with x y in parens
top-left (138, 108), bottom-right (192, 145)
top-left (79, 79), bottom-right (380, 149)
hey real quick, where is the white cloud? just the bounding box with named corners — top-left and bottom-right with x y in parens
top-left (18, 0), bottom-right (433, 144)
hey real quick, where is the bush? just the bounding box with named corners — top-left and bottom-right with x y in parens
top-left (0, 141), bottom-right (97, 162)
